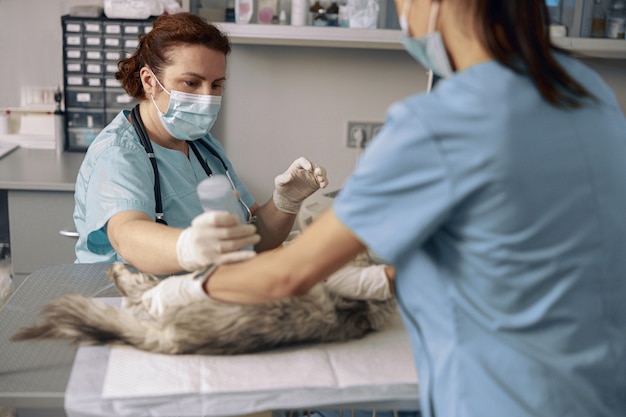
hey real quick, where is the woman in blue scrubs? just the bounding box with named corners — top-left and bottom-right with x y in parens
top-left (166, 0), bottom-right (626, 416)
top-left (73, 13), bottom-right (328, 275)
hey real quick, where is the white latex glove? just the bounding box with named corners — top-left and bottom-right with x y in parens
top-left (176, 211), bottom-right (260, 271)
top-left (324, 264), bottom-right (393, 300)
top-left (273, 157), bottom-right (329, 214)
top-left (141, 265), bottom-right (216, 319)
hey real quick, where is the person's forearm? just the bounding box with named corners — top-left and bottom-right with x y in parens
top-left (205, 244), bottom-right (337, 304)
top-left (205, 209), bottom-right (366, 304)
top-left (252, 199), bottom-right (297, 251)
top-left (109, 218), bottom-right (183, 275)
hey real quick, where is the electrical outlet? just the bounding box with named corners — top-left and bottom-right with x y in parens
top-left (346, 121), bottom-right (384, 148)
top-left (371, 123), bottom-right (383, 139)
top-left (346, 122), bottom-right (368, 148)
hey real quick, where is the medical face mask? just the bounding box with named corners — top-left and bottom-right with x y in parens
top-left (150, 73), bottom-right (222, 141)
top-left (399, 0), bottom-right (454, 79)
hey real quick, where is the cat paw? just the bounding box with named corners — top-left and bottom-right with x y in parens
top-left (107, 263), bottom-right (157, 298)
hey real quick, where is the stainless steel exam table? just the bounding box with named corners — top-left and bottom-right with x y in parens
top-left (0, 264), bottom-right (419, 417)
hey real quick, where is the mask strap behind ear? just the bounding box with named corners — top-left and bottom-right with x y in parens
top-left (426, 0), bottom-right (442, 93)
top-left (402, 0), bottom-right (412, 21)
top-left (399, 0), bottom-right (412, 34)
top-left (147, 67), bottom-right (171, 96)
top-left (427, 0), bottom-right (440, 33)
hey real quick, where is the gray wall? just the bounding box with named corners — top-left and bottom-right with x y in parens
top-left (1, 0), bottom-right (625, 201)
top-left (217, 45), bottom-right (427, 200)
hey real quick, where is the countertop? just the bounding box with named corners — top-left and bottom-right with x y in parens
top-left (0, 148), bottom-right (85, 192)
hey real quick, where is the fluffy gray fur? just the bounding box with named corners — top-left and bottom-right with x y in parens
top-left (12, 263), bottom-right (397, 355)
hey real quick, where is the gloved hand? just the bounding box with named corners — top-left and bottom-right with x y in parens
top-left (141, 265), bottom-right (217, 319)
top-left (273, 157), bottom-right (329, 214)
top-left (324, 264), bottom-right (394, 300)
top-left (176, 211), bottom-right (260, 272)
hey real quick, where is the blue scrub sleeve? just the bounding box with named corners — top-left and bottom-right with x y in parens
top-left (83, 145), bottom-right (155, 255)
top-left (334, 101), bottom-right (454, 264)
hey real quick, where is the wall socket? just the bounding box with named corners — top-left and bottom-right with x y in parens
top-left (346, 121), bottom-right (384, 148)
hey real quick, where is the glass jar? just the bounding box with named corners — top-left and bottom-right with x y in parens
top-left (605, 0), bottom-right (626, 39)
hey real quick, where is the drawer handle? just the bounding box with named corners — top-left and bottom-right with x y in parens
top-left (59, 228), bottom-right (79, 238)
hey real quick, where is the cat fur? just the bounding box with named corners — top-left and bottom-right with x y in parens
top-left (12, 263), bottom-right (397, 355)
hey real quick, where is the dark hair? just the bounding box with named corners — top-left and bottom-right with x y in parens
top-left (116, 13), bottom-right (232, 100)
top-left (470, 0), bottom-right (594, 108)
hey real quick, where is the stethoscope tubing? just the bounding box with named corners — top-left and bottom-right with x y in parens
top-left (130, 104), bottom-right (253, 225)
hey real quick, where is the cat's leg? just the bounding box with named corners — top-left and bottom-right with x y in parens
top-left (107, 263), bottom-right (161, 320)
top-left (107, 263), bottom-right (159, 297)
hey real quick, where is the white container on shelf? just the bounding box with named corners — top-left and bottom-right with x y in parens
top-left (0, 108), bottom-right (55, 149)
top-left (235, 0), bottom-right (253, 23)
top-left (19, 114), bottom-right (55, 136)
top-left (258, 0), bottom-right (277, 23)
top-left (290, 0), bottom-right (307, 25)
top-left (606, 0), bottom-right (626, 38)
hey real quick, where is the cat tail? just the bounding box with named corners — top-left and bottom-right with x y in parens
top-left (11, 293), bottom-right (180, 354)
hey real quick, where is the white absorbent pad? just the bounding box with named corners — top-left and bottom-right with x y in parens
top-left (65, 299), bottom-right (419, 417)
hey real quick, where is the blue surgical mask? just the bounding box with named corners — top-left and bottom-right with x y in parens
top-left (150, 73), bottom-right (222, 140)
top-left (399, 0), bottom-right (454, 80)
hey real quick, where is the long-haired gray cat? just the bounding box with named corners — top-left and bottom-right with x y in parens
top-left (12, 263), bottom-right (396, 355)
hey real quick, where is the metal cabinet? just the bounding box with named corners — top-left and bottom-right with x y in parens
top-left (7, 190), bottom-right (77, 287)
top-left (61, 15), bottom-right (155, 150)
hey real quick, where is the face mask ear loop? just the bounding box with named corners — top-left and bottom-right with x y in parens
top-left (400, 0), bottom-right (413, 35)
top-left (150, 94), bottom-right (165, 117)
top-left (426, 0), bottom-right (441, 93)
top-left (147, 68), bottom-right (171, 116)
top-left (148, 68), bottom-right (171, 97)
top-left (427, 0), bottom-right (440, 34)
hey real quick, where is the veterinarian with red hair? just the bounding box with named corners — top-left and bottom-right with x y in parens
top-left (143, 0), bottom-right (626, 416)
top-left (73, 13), bottom-right (328, 275)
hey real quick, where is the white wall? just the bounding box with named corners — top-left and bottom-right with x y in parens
top-left (1, 0), bottom-right (625, 201)
top-left (0, 0), bottom-right (104, 105)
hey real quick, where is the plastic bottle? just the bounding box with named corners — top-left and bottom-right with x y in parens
top-left (258, 0), bottom-right (277, 24)
top-left (197, 175), bottom-right (243, 218)
top-left (197, 175), bottom-right (253, 250)
top-left (326, 1), bottom-right (339, 26)
top-left (606, 0), bottom-right (626, 39)
top-left (235, 0), bottom-right (253, 24)
top-left (291, 0), bottom-right (307, 26)
top-left (591, 0), bottom-right (606, 37)
top-left (225, 0), bottom-right (236, 22)
top-left (313, 8), bottom-right (329, 26)
top-left (338, 0), bottom-right (350, 27)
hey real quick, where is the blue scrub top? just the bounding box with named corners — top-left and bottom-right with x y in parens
top-left (74, 110), bottom-right (255, 264)
top-left (334, 55), bottom-right (626, 417)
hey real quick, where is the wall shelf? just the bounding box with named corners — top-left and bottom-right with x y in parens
top-left (217, 23), bottom-right (404, 50)
top-left (216, 23), bottom-right (626, 59)
top-left (552, 37), bottom-right (626, 59)
top-left (0, 134), bottom-right (54, 149)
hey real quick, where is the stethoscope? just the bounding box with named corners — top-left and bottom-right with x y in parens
top-left (130, 104), bottom-right (254, 226)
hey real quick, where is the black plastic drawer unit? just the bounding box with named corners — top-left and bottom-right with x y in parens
top-left (61, 15), bottom-right (155, 150)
